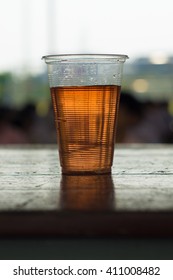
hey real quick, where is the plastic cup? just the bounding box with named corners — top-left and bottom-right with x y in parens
top-left (42, 54), bottom-right (128, 174)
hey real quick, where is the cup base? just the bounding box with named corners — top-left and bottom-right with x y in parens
top-left (61, 168), bottom-right (111, 175)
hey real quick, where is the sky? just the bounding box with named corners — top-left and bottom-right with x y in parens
top-left (1, 0), bottom-right (173, 74)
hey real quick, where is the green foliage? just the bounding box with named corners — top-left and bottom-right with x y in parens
top-left (0, 72), bottom-right (50, 108)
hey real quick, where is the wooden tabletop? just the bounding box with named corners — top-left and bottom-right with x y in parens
top-left (0, 144), bottom-right (173, 237)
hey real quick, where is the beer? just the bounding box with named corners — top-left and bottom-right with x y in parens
top-left (51, 85), bottom-right (121, 174)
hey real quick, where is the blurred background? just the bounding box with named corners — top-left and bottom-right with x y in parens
top-left (0, 0), bottom-right (173, 144)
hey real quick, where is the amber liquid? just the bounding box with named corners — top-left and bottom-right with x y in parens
top-left (51, 85), bottom-right (121, 174)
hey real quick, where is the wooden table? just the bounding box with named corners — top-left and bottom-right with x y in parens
top-left (0, 144), bottom-right (173, 238)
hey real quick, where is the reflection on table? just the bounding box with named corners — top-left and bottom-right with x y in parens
top-left (60, 174), bottom-right (115, 211)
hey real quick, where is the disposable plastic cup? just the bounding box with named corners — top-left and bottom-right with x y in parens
top-left (42, 54), bottom-right (128, 174)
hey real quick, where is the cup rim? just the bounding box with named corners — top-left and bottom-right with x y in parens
top-left (42, 54), bottom-right (129, 63)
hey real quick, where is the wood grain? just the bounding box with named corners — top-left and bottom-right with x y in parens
top-left (0, 144), bottom-right (173, 236)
